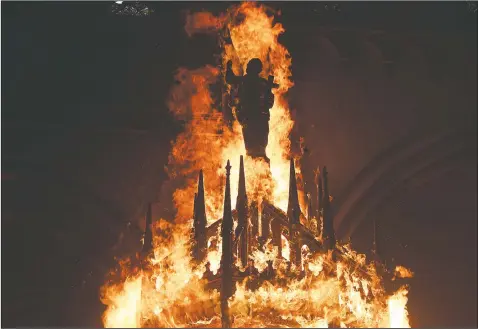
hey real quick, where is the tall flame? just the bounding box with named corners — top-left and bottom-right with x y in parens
top-left (101, 3), bottom-right (413, 328)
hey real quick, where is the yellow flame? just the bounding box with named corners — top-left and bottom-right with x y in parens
top-left (101, 275), bottom-right (142, 328)
top-left (101, 3), bottom-right (413, 328)
top-left (388, 287), bottom-right (411, 328)
top-left (393, 266), bottom-right (414, 280)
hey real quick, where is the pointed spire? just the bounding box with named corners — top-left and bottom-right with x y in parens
top-left (287, 158), bottom-right (302, 270)
top-left (287, 158), bottom-right (301, 224)
top-left (193, 192), bottom-right (198, 236)
top-left (223, 161), bottom-right (232, 221)
top-left (142, 202), bottom-right (153, 257)
top-left (237, 156), bottom-right (247, 207)
top-left (236, 155), bottom-right (249, 268)
top-left (193, 170), bottom-right (207, 262)
top-left (197, 170), bottom-right (205, 213)
top-left (221, 160), bottom-right (233, 328)
top-left (221, 161), bottom-right (233, 273)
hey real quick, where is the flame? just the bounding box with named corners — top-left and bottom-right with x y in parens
top-left (101, 3), bottom-right (413, 328)
top-left (223, 2), bottom-right (296, 212)
top-left (101, 275), bottom-right (142, 328)
top-left (207, 235), bottom-right (222, 275)
top-left (388, 287), bottom-right (410, 328)
top-left (393, 266), bottom-right (414, 280)
top-left (281, 234), bottom-right (290, 261)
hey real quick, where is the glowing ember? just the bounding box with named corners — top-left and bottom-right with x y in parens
top-left (101, 3), bottom-right (413, 328)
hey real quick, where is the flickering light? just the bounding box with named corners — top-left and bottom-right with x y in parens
top-left (100, 4), bottom-right (414, 328)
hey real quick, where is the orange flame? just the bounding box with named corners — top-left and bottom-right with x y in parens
top-left (101, 3), bottom-right (413, 328)
top-left (393, 266), bottom-right (414, 280)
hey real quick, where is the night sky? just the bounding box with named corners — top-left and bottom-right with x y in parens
top-left (2, 2), bottom-right (477, 327)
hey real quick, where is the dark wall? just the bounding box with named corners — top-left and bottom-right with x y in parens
top-left (2, 2), bottom-right (187, 326)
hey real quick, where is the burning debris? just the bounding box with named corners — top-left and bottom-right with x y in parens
top-left (101, 3), bottom-right (413, 328)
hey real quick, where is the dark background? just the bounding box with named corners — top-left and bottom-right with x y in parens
top-left (2, 1), bottom-right (476, 327)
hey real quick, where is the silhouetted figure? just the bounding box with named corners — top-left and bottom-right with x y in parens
top-left (226, 59), bottom-right (278, 162)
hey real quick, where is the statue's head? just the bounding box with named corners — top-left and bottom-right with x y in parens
top-left (246, 58), bottom-right (263, 76)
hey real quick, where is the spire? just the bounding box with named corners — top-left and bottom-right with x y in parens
top-left (287, 158), bottom-right (301, 225)
top-left (221, 160), bottom-right (233, 328)
top-left (322, 166), bottom-right (336, 250)
top-left (142, 202), bottom-right (153, 257)
top-left (197, 170), bottom-right (206, 214)
top-left (223, 161), bottom-right (232, 230)
top-left (193, 170), bottom-right (207, 262)
top-left (236, 155), bottom-right (249, 268)
top-left (236, 156), bottom-right (247, 219)
top-left (287, 158), bottom-right (302, 269)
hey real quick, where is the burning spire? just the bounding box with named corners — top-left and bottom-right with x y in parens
top-left (221, 160), bottom-right (233, 328)
top-left (287, 158), bottom-right (301, 225)
top-left (236, 155), bottom-right (249, 268)
top-left (193, 170), bottom-right (207, 263)
top-left (100, 4), bottom-right (414, 328)
top-left (287, 158), bottom-right (302, 269)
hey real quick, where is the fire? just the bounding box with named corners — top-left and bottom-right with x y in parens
top-left (388, 287), bottom-right (411, 328)
top-left (101, 3), bottom-right (413, 328)
top-left (101, 275), bottom-right (142, 328)
top-left (223, 3), bottom-right (296, 211)
top-left (207, 235), bottom-right (222, 275)
top-left (393, 266), bottom-right (414, 280)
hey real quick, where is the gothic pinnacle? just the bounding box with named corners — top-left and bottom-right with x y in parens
top-left (287, 158), bottom-right (300, 225)
top-left (287, 158), bottom-right (302, 269)
top-left (236, 155), bottom-right (249, 268)
top-left (221, 160), bottom-right (233, 328)
top-left (193, 170), bottom-right (207, 262)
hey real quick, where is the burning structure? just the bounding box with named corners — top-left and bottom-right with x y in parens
top-left (101, 3), bottom-right (413, 328)
top-left (190, 157), bottom-right (339, 327)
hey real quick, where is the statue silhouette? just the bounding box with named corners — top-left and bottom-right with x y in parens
top-left (226, 58), bottom-right (278, 163)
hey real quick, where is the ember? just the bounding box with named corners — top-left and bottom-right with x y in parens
top-left (101, 3), bottom-right (413, 328)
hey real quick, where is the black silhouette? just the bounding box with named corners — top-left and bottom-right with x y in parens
top-left (226, 58), bottom-right (278, 162)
